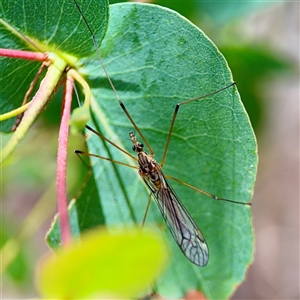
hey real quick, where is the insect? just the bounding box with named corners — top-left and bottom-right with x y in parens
top-left (73, 0), bottom-right (251, 267)
top-left (129, 131), bottom-right (208, 266)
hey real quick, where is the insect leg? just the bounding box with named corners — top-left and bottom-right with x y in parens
top-left (141, 193), bottom-right (152, 228)
top-left (161, 82), bottom-right (236, 167)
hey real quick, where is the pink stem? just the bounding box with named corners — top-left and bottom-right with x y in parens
top-left (0, 48), bottom-right (47, 61)
top-left (56, 76), bottom-right (74, 245)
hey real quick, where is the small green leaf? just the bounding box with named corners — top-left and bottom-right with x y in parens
top-left (69, 105), bottom-right (91, 135)
top-left (38, 227), bottom-right (167, 299)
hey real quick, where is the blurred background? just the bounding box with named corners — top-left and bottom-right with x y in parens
top-left (1, 0), bottom-right (299, 298)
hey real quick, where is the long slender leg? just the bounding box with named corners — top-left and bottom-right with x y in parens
top-left (73, 0), bottom-right (154, 157)
top-left (165, 174), bottom-right (251, 206)
top-left (161, 82), bottom-right (236, 167)
top-left (75, 149), bottom-right (138, 170)
top-left (141, 193), bottom-right (152, 228)
top-left (85, 125), bottom-right (136, 161)
top-left (75, 123), bottom-right (140, 168)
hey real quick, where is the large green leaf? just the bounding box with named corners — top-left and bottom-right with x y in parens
top-left (0, 0), bottom-right (109, 132)
top-left (49, 3), bottom-right (257, 299)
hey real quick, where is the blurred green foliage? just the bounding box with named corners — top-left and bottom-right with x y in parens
top-left (220, 45), bottom-right (291, 131)
top-left (1, 225), bottom-right (30, 283)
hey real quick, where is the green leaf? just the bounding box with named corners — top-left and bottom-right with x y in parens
top-left (69, 105), bottom-right (91, 134)
top-left (0, 0), bottom-right (109, 132)
top-left (38, 227), bottom-right (167, 298)
top-left (48, 3), bottom-right (257, 299)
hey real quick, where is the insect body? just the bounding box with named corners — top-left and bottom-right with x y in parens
top-left (130, 132), bottom-right (208, 266)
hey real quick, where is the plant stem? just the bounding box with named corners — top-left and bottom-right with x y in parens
top-left (56, 75), bottom-right (74, 245)
top-left (0, 48), bottom-right (47, 61)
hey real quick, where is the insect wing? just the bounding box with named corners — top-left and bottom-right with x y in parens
top-left (144, 172), bottom-right (209, 266)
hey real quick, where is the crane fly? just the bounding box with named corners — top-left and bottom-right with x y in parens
top-left (73, 0), bottom-right (251, 267)
top-left (130, 132), bottom-right (208, 266)
top-left (76, 81), bottom-right (248, 267)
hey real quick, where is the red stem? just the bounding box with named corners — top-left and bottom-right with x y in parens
top-left (0, 48), bottom-right (47, 61)
top-left (56, 76), bottom-right (74, 245)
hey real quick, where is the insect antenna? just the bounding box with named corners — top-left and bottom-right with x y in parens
top-left (73, 0), bottom-right (153, 156)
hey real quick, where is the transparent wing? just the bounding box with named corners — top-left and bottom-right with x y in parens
top-left (143, 172), bottom-right (209, 266)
